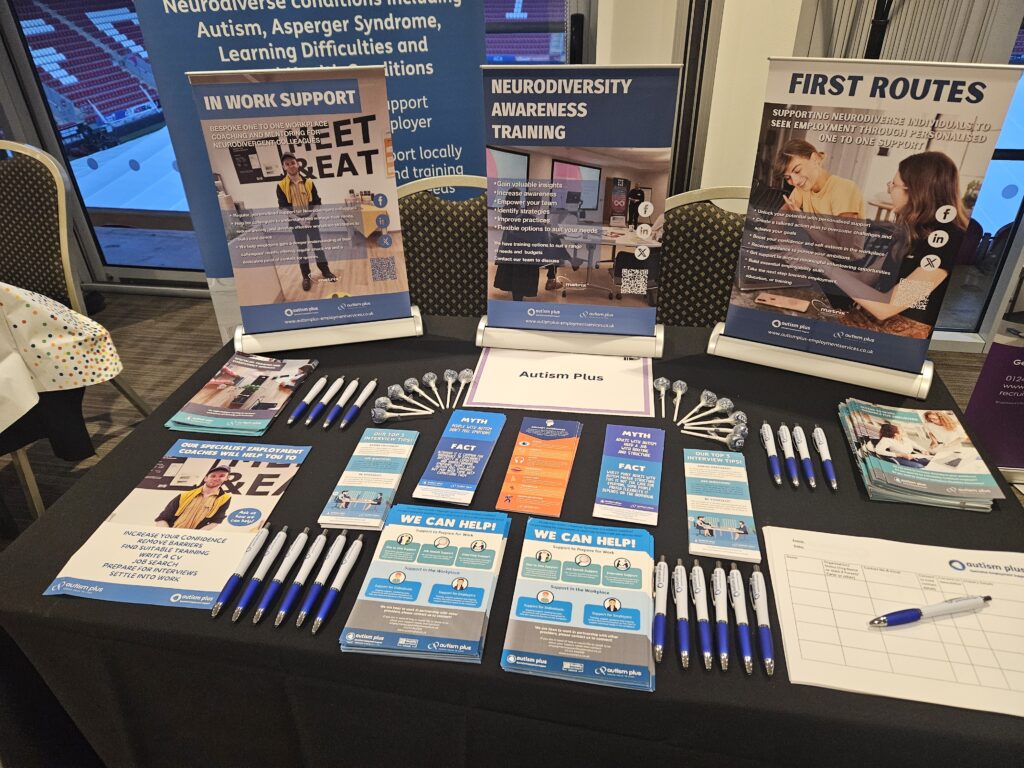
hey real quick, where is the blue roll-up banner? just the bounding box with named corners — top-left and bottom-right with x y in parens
top-left (483, 65), bottom-right (682, 337)
top-left (133, 2), bottom-right (485, 291)
top-left (188, 66), bottom-right (412, 334)
top-left (723, 58), bottom-right (1021, 373)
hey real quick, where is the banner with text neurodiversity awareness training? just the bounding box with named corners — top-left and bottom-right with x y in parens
top-left (134, 0), bottom-right (485, 280)
top-left (483, 66), bottom-right (681, 337)
top-left (724, 58), bottom-right (1020, 373)
top-left (189, 66), bottom-right (412, 334)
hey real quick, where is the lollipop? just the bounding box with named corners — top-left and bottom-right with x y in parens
top-left (654, 377), bottom-right (670, 419)
top-left (678, 390), bottom-right (717, 425)
top-left (671, 380), bottom-right (688, 422)
top-left (375, 396), bottom-right (431, 415)
top-left (421, 372), bottom-right (443, 408)
top-left (683, 397), bottom-right (734, 425)
top-left (442, 369), bottom-right (459, 408)
top-left (371, 407), bottom-right (429, 425)
top-left (387, 383), bottom-right (434, 413)
top-left (403, 377), bottom-right (436, 409)
top-left (685, 410), bottom-right (747, 428)
top-left (454, 368), bottom-right (474, 407)
top-left (679, 424), bottom-right (746, 451)
top-left (681, 423), bottom-right (749, 440)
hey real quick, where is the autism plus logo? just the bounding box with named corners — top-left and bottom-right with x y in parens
top-left (949, 559), bottom-right (966, 571)
top-left (506, 654), bottom-right (517, 664)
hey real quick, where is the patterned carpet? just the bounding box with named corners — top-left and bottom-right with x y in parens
top-left (0, 293), bottom-right (992, 536)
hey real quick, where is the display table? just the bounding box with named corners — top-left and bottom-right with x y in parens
top-left (0, 317), bottom-right (1021, 768)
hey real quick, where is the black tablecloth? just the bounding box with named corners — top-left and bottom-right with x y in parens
top-left (1, 317), bottom-right (1021, 768)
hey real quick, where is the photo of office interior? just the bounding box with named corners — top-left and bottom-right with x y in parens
top-left (487, 145), bottom-right (671, 307)
top-left (1, 1), bottom-right (1024, 766)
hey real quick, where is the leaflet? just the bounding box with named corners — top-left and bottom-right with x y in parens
top-left (340, 504), bottom-right (511, 663)
top-left (45, 440), bottom-right (309, 609)
top-left (501, 518), bottom-right (655, 691)
top-left (165, 352), bottom-right (316, 436)
top-left (593, 424), bottom-right (665, 525)
top-left (496, 417), bottom-right (582, 517)
top-left (684, 449), bottom-right (761, 563)
top-left (318, 428), bottom-right (418, 530)
top-left (413, 410), bottom-right (506, 506)
top-left (839, 398), bottom-right (1004, 511)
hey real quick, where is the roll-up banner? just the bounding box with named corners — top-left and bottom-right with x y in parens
top-left (482, 65), bottom-right (682, 337)
top-left (189, 66), bottom-right (411, 334)
top-left (724, 58), bottom-right (1021, 373)
top-left (966, 267), bottom-right (1024, 483)
top-left (134, 1), bottom-right (485, 330)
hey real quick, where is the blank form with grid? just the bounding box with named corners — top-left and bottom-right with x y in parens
top-left (763, 527), bottom-right (1024, 717)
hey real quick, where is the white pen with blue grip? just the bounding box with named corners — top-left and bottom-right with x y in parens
top-left (306, 377), bottom-right (345, 427)
top-left (689, 559), bottom-right (712, 671)
top-left (812, 425), bottom-right (838, 491)
top-left (728, 563), bottom-right (753, 675)
top-left (211, 525), bottom-right (269, 618)
top-left (296, 530), bottom-right (347, 629)
top-left (749, 565), bottom-right (775, 676)
top-left (760, 422), bottom-right (781, 487)
top-left (288, 376), bottom-right (327, 425)
top-left (653, 556), bottom-right (668, 663)
top-left (777, 423), bottom-right (799, 488)
top-left (274, 529), bottom-right (327, 627)
top-left (672, 558), bottom-right (690, 669)
top-left (232, 526), bottom-right (288, 623)
top-left (711, 560), bottom-right (730, 671)
top-left (791, 425), bottom-right (817, 489)
top-left (253, 526), bottom-right (309, 625)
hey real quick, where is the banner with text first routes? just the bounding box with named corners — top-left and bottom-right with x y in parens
top-left (724, 58), bottom-right (1021, 373)
top-left (134, 0), bottom-right (485, 280)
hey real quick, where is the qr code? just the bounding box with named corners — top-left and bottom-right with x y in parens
top-left (620, 268), bottom-right (648, 295)
top-left (370, 256), bottom-right (397, 282)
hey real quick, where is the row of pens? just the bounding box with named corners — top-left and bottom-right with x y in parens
top-left (211, 526), bottom-right (363, 636)
top-left (759, 422), bottom-right (839, 491)
top-left (656, 557), bottom-right (775, 676)
top-left (286, 368), bottom-right (476, 430)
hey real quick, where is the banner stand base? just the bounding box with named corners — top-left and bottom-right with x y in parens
top-left (234, 307), bottom-right (424, 354)
top-left (706, 322), bottom-right (934, 399)
top-left (476, 316), bottom-right (664, 358)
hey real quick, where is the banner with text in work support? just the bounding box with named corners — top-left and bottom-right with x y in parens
top-left (134, 0), bottom-right (484, 333)
top-left (724, 58), bottom-right (1021, 373)
top-left (483, 65), bottom-right (681, 337)
top-left (189, 66), bottom-right (412, 335)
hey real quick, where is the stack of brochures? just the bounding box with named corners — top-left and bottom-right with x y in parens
top-left (165, 352), bottom-right (317, 436)
top-left (317, 429), bottom-right (418, 531)
top-left (838, 398), bottom-right (1004, 511)
top-left (501, 519), bottom-right (655, 691)
top-left (340, 505), bottom-right (510, 663)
